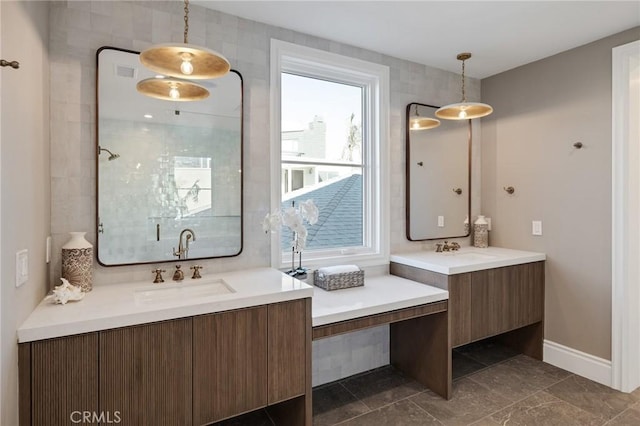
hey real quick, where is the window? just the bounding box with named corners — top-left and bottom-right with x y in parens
top-left (270, 40), bottom-right (390, 268)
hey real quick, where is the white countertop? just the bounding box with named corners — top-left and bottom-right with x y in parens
top-left (390, 246), bottom-right (546, 275)
top-left (18, 268), bottom-right (313, 343)
top-left (312, 274), bottom-right (449, 327)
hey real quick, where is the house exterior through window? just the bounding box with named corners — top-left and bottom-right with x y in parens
top-left (270, 40), bottom-right (390, 268)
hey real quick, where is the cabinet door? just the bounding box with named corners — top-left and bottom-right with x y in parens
top-left (510, 261), bottom-right (544, 328)
top-left (449, 273), bottom-right (472, 347)
top-left (99, 318), bottom-right (192, 426)
top-left (268, 299), bottom-right (308, 405)
top-left (193, 306), bottom-right (268, 425)
top-left (27, 334), bottom-right (98, 426)
top-left (471, 263), bottom-right (544, 341)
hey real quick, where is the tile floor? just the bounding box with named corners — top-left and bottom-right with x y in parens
top-left (217, 339), bottom-right (640, 426)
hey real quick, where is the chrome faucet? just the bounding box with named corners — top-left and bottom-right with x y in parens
top-left (173, 228), bottom-right (196, 259)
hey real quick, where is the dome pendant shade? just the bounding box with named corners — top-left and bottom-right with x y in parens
top-left (136, 77), bottom-right (209, 101)
top-left (410, 116), bottom-right (441, 130)
top-left (140, 43), bottom-right (230, 80)
top-left (436, 52), bottom-right (493, 120)
top-left (435, 102), bottom-right (493, 120)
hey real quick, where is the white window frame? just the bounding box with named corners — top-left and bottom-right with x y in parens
top-left (269, 39), bottom-right (390, 269)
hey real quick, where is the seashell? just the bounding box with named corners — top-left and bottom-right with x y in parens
top-left (47, 278), bottom-right (86, 305)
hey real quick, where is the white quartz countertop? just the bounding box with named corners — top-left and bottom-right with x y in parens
top-left (390, 246), bottom-right (546, 275)
top-left (18, 268), bottom-right (313, 343)
top-left (312, 274), bottom-right (448, 327)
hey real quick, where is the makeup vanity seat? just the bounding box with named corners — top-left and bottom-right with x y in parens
top-left (390, 246), bottom-right (546, 357)
top-left (312, 274), bottom-right (451, 399)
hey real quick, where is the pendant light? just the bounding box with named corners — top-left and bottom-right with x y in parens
top-left (139, 0), bottom-right (230, 80)
top-left (410, 104), bottom-right (440, 130)
top-left (436, 53), bottom-right (493, 120)
top-left (136, 77), bottom-right (209, 101)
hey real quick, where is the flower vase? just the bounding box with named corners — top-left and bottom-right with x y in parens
top-left (62, 232), bottom-right (93, 291)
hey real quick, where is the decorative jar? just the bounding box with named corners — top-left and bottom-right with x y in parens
top-left (61, 232), bottom-right (93, 291)
top-left (473, 215), bottom-right (489, 248)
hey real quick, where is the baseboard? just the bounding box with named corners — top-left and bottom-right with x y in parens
top-left (543, 339), bottom-right (611, 387)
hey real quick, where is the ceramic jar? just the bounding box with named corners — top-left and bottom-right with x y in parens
top-left (473, 215), bottom-right (489, 248)
top-left (61, 232), bottom-right (93, 292)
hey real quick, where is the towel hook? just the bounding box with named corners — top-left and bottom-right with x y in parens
top-left (453, 188), bottom-right (462, 195)
top-left (503, 186), bottom-right (515, 195)
top-left (1, 59), bottom-right (20, 69)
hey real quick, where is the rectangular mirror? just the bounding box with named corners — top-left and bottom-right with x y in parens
top-left (406, 102), bottom-right (470, 240)
top-left (97, 47), bottom-right (243, 266)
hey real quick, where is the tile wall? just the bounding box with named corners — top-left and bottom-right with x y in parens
top-left (48, 0), bottom-right (481, 384)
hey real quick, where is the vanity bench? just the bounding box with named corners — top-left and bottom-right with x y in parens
top-left (311, 274), bottom-right (452, 399)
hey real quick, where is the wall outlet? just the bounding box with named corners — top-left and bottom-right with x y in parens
top-left (16, 249), bottom-right (29, 287)
top-left (532, 220), bottom-right (543, 236)
top-left (437, 216), bottom-right (445, 227)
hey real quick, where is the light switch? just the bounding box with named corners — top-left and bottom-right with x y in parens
top-left (486, 217), bottom-right (492, 231)
top-left (532, 220), bottom-right (543, 236)
top-left (16, 249), bottom-right (28, 287)
top-left (437, 216), bottom-right (445, 227)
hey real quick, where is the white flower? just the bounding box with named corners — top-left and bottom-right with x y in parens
top-left (282, 206), bottom-right (303, 229)
top-left (262, 199), bottom-right (319, 252)
top-left (262, 211), bottom-right (282, 233)
top-left (300, 199), bottom-right (319, 225)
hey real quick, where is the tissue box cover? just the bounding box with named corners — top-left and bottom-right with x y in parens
top-left (314, 268), bottom-right (364, 291)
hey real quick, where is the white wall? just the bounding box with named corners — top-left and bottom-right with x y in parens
top-left (0, 1), bottom-right (50, 425)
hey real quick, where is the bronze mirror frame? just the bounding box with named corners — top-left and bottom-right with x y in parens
top-left (405, 102), bottom-right (471, 241)
top-left (96, 46), bottom-right (244, 266)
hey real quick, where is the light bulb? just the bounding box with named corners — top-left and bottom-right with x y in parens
top-left (180, 53), bottom-right (194, 75)
top-left (458, 109), bottom-right (468, 119)
top-left (169, 85), bottom-right (180, 100)
top-left (412, 120), bottom-right (420, 129)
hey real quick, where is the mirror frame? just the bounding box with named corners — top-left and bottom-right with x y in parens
top-left (405, 102), bottom-right (471, 241)
top-left (95, 46), bottom-right (244, 266)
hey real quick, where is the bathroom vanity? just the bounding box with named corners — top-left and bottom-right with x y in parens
top-left (390, 247), bottom-right (546, 355)
top-left (18, 268), bottom-right (313, 426)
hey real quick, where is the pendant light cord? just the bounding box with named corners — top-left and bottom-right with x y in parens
top-left (183, 0), bottom-right (190, 44)
top-left (460, 58), bottom-right (466, 103)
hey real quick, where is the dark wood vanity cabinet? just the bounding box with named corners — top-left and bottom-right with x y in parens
top-left (391, 261), bottom-right (544, 355)
top-left (19, 298), bottom-right (311, 426)
top-left (99, 318), bottom-right (193, 425)
top-left (19, 333), bottom-right (98, 426)
top-left (193, 306), bottom-right (268, 425)
top-left (470, 263), bottom-right (544, 342)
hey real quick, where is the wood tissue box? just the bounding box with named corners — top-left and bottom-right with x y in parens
top-left (314, 265), bottom-right (364, 291)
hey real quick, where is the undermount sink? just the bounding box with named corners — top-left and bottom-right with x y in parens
top-left (442, 251), bottom-right (498, 260)
top-left (134, 279), bottom-right (235, 305)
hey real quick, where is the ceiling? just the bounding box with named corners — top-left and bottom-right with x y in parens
top-left (194, 1), bottom-right (640, 79)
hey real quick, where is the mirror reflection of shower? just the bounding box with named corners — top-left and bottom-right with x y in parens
top-left (98, 145), bottom-right (120, 161)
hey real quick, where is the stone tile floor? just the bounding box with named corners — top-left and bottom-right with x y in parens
top-left (217, 339), bottom-right (640, 425)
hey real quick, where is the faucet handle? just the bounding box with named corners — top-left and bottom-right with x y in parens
top-left (152, 268), bottom-right (166, 283)
top-left (172, 265), bottom-right (185, 282)
top-left (450, 242), bottom-right (461, 251)
top-left (435, 243), bottom-right (443, 253)
top-left (190, 265), bottom-right (203, 279)
top-left (442, 241), bottom-right (451, 252)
